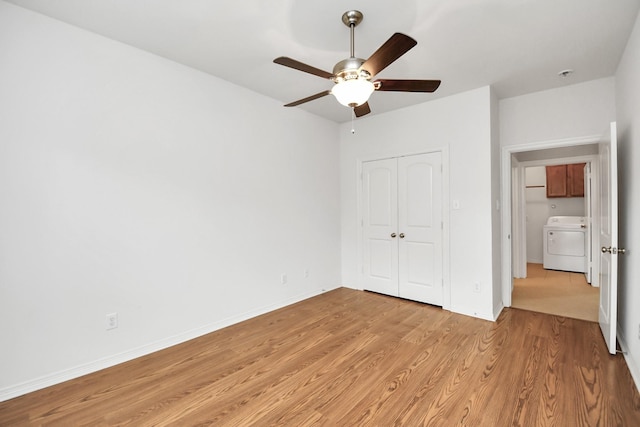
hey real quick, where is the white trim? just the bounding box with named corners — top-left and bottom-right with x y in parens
top-left (518, 154), bottom-right (598, 167)
top-left (501, 150), bottom-right (514, 306)
top-left (512, 162), bottom-right (526, 278)
top-left (0, 288), bottom-right (328, 402)
top-left (441, 146), bottom-right (451, 310)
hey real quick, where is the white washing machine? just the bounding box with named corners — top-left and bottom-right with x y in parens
top-left (543, 216), bottom-right (587, 273)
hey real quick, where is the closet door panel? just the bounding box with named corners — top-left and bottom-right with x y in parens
top-left (368, 239), bottom-right (394, 280)
top-left (362, 159), bottom-right (399, 296)
top-left (398, 153), bottom-right (443, 305)
top-left (405, 241), bottom-right (434, 285)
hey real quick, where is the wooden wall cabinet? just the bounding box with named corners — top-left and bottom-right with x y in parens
top-left (546, 163), bottom-right (585, 198)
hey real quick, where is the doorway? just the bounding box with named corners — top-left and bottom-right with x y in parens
top-left (512, 156), bottom-right (600, 321)
top-left (501, 136), bottom-right (601, 312)
top-left (511, 158), bottom-right (600, 321)
top-left (503, 124), bottom-right (620, 354)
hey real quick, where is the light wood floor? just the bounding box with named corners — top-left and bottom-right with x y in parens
top-left (512, 263), bottom-right (599, 322)
top-left (1, 288), bottom-right (638, 426)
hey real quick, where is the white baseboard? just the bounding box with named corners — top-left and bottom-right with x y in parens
top-left (0, 288), bottom-right (326, 402)
top-left (450, 304), bottom-right (495, 322)
top-left (617, 325), bottom-right (640, 394)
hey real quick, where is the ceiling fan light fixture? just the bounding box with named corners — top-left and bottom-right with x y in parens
top-left (331, 78), bottom-right (375, 107)
top-left (274, 10), bottom-right (440, 116)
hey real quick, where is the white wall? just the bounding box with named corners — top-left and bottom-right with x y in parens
top-left (615, 9), bottom-right (640, 390)
top-left (500, 77), bottom-right (616, 147)
top-left (500, 78), bottom-right (616, 283)
top-left (340, 87), bottom-right (497, 320)
top-left (0, 2), bottom-right (341, 400)
top-left (525, 166), bottom-right (585, 263)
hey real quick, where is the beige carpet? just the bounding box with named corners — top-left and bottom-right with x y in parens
top-left (512, 263), bottom-right (599, 322)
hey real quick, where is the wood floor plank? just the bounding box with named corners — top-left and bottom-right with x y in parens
top-left (1, 288), bottom-right (639, 426)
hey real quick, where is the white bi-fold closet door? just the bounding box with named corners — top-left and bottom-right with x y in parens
top-left (362, 152), bottom-right (443, 306)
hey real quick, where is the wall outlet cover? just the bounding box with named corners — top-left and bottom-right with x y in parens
top-left (106, 313), bottom-right (118, 330)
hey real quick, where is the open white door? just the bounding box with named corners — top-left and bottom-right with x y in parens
top-left (584, 163), bottom-right (592, 284)
top-left (599, 122), bottom-right (619, 355)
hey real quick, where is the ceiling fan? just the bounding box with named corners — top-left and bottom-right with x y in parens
top-left (273, 10), bottom-right (441, 117)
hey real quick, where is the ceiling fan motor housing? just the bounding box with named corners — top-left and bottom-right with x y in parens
top-left (332, 57), bottom-right (370, 83)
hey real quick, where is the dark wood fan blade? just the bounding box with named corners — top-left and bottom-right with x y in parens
top-left (360, 33), bottom-right (417, 78)
top-left (274, 57), bottom-right (334, 79)
top-left (284, 90), bottom-right (331, 107)
top-left (374, 79), bottom-right (441, 92)
top-left (354, 102), bottom-right (371, 117)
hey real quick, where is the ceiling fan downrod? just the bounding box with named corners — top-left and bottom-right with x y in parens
top-left (342, 10), bottom-right (363, 58)
top-left (333, 10), bottom-right (369, 83)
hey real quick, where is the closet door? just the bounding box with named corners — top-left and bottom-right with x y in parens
top-left (362, 158), bottom-right (399, 296)
top-left (361, 153), bottom-right (443, 306)
top-left (398, 153), bottom-right (443, 305)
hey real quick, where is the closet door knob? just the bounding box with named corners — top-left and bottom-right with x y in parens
top-left (390, 233), bottom-right (397, 238)
top-left (601, 246), bottom-right (612, 253)
top-left (399, 233), bottom-right (405, 239)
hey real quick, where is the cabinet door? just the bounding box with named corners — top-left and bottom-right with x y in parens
top-left (546, 165), bottom-right (567, 197)
top-left (567, 163), bottom-right (586, 197)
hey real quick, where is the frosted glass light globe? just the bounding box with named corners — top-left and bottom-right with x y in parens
top-left (331, 78), bottom-right (374, 107)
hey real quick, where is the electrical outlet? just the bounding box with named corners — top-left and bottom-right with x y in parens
top-left (281, 273), bottom-right (288, 285)
top-left (106, 312), bottom-right (118, 330)
top-left (304, 268), bottom-right (309, 279)
top-left (474, 282), bottom-right (481, 293)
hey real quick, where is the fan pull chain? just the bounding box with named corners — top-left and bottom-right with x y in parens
top-left (351, 108), bottom-right (356, 134)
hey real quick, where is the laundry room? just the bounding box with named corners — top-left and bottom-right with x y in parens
top-left (525, 164), bottom-right (587, 273)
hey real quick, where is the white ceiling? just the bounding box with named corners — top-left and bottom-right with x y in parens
top-left (6, 0), bottom-right (640, 123)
